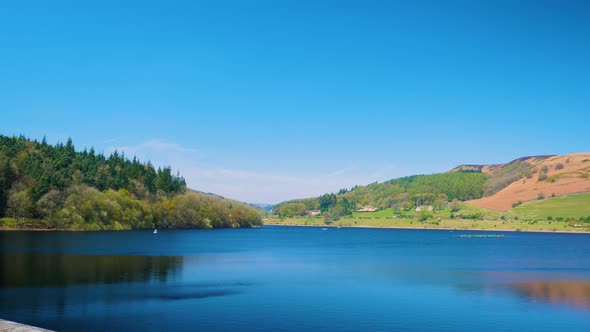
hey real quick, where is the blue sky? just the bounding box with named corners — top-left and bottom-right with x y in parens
top-left (1, 1), bottom-right (589, 203)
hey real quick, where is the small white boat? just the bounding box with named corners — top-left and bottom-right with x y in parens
top-left (153, 229), bottom-right (158, 234)
top-left (322, 228), bottom-right (328, 231)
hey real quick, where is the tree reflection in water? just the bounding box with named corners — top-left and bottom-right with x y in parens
top-left (0, 254), bottom-right (183, 288)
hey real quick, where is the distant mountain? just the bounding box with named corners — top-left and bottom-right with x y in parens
top-left (251, 203), bottom-right (274, 212)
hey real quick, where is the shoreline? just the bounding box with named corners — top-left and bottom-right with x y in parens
top-left (0, 225), bottom-right (263, 232)
top-left (2, 224), bottom-right (589, 235)
top-left (263, 223), bottom-right (590, 234)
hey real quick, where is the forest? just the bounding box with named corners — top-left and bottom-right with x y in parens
top-left (0, 135), bottom-right (262, 230)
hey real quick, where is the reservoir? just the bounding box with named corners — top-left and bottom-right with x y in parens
top-left (1, 226), bottom-right (589, 331)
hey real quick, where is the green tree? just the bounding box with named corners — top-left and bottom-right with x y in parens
top-left (7, 188), bottom-right (33, 219)
top-left (449, 199), bottom-right (460, 212)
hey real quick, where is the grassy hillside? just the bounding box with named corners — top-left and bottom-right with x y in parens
top-left (468, 153), bottom-right (590, 211)
top-left (508, 192), bottom-right (590, 219)
top-left (273, 172), bottom-right (488, 219)
top-left (0, 135), bottom-right (262, 230)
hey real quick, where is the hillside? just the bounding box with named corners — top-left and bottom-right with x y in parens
top-left (273, 172), bottom-right (489, 219)
top-left (466, 153), bottom-right (590, 211)
top-left (0, 135), bottom-right (262, 230)
top-left (273, 152), bottom-right (590, 221)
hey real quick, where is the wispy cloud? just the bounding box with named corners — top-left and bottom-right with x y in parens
top-left (103, 137), bottom-right (121, 144)
top-left (107, 139), bottom-right (199, 156)
top-left (106, 139), bottom-right (401, 204)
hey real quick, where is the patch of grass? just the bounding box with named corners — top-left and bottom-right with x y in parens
top-left (352, 208), bottom-right (395, 218)
top-left (509, 192), bottom-right (590, 219)
top-left (544, 173), bottom-right (565, 183)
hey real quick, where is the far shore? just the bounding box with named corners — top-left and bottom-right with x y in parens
top-left (0, 225), bottom-right (263, 232)
top-left (2, 223), bottom-right (588, 235)
top-left (263, 222), bottom-right (590, 234)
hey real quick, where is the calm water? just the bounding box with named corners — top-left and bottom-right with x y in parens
top-left (1, 226), bottom-right (590, 331)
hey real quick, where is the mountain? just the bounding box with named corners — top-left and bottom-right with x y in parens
top-left (272, 152), bottom-right (590, 218)
top-left (0, 135), bottom-right (262, 230)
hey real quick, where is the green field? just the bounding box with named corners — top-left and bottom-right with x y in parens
top-left (266, 192), bottom-right (590, 233)
top-left (509, 192), bottom-right (590, 219)
top-left (352, 203), bottom-right (501, 220)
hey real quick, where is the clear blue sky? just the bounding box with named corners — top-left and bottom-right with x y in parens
top-left (1, 1), bottom-right (589, 203)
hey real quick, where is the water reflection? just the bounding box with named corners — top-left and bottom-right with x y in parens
top-left (506, 280), bottom-right (590, 310)
top-left (0, 253), bottom-right (252, 318)
top-left (0, 254), bottom-right (183, 288)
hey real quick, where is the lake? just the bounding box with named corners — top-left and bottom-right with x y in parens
top-left (1, 226), bottom-right (589, 331)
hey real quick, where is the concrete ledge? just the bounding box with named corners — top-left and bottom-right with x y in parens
top-left (0, 319), bottom-right (54, 332)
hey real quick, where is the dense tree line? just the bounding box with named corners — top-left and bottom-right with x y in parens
top-left (0, 135), bottom-right (262, 229)
top-left (273, 193), bottom-right (354, 220)
top-left (343, 172), bottom-right (488, 208)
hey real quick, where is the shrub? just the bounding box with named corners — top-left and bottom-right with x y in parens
top-left (538, 193), bottom-right (545, 200)
top-left (540, 165), bottom-right (549, 173)
top-left (418, 211), bottom-right (432, 222)
top-left (458, 212), bottom-right (483, 220)
top-left (538, 173), bottom-right (547, 181)
top-left (555, 163), bottom-right (564, 170)
top-left (449, 199), bottom-right (460, 212)
top-left (512, 201), bottom-right (523, 208)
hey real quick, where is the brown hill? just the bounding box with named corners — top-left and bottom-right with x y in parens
top-left (466, 153), bottom-right (590, 211)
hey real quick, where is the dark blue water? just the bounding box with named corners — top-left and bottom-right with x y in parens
top-left (1, 226), bottom-right (590, 331)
